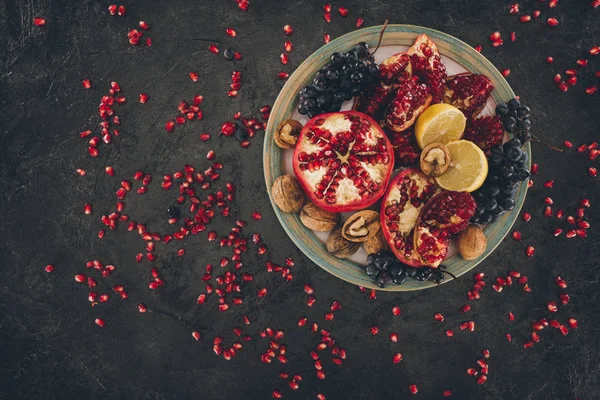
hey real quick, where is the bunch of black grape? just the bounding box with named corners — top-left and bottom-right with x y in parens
top-left (298, 42), bottom-right (379, 118)
top-left (471, 138), bottom-right (531, 224)
top-left (495, 98), bottom-right (532, 144)
top-left (365, 251), bottom-right (444, 288)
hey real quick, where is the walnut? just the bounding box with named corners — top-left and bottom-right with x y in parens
top-left (299, 203), bottom-right (339, 231)
top-left (341, 210), bottom-right (380, 242)
top-left (326, 225), bottom-right (361, 258)
top-left (275, 119), bottom-right (303, 149)
top-left (420, 142), bottom-right (451, 177)
top-left (363, 229), bottom-right (389, 254)
top-left (272, 175), bottom-right (305, 213)
top-left (456, 225), bottom-right (487, 260)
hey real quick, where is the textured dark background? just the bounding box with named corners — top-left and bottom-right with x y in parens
top-left (1, 1), bottom-right (599, 399)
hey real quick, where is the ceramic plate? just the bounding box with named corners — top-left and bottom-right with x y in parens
top-left (264, 24), bottom-right (530, 291)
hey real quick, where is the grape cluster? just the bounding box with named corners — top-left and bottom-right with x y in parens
top-left (495, 98), bottom-right (532, 144)
top-left (298, 42), bottom-right (379, 118)
top-left (471, 138), bottom-right (530, 224)
top-left (365, 251), bottom-right (444, 288)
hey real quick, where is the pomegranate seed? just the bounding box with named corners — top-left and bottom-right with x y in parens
top-left (544, 206), bottom-right (552, 217)
top-left (525, 246), bottom-right (535, 257)
top-left (208, 45), bottom-right (219, 54)
top-left (587, 85), bottom-right (599, 95)
top-left (555, 276), bottom-right (567, 288)
top-left (33, 17), bottom-right (46, 26)
top-left (512, 231), bottom-right (522, 241)
top-left (392, 306), bottom-right (401, 316)
top-left (567, 76), bottom-right (577, 86)
top-left (492, 39), bottom-right (503, 48)
top-left (559, 325), bottom-right (569, 336)
top-left (560, 293), bottom-right (570, 304)
top-left (370, 325), bottom-right (379, 335)
top-left (568, 318), bottom-right (578, 329)
top-left (356, 17), bottom-right (364, 27)
top-left (388, 333), bottom-right (399, 343)
top-left (74, 274), bottom-right (86, 283)
top-left (389, 352), bottom-right (402, 364)
top-left (433, 312), bottom-right (445, 322)
top-left (579, 221), bottom-right (590, 229)
top-left (323, 13), bottom-right (331, 23)
top-left (323, 34), bottom-right (331, 44)
top-left (445, 329), bottom-right (454, 337)
top-left (553, 228), bottom-right (563, 236)
top-left (577, 59), bottom-right (589, 67)
top-left (277, 72), bottom-right (289, 80)
top-left (257, 288), bottom-right (268, 297)
top-left (45, 264), bottom-right (55, 273)
top-left (272, 390), bottom-right (282, 399)
top-left (460, 304), bottom-right (471, 314)
top-left (81, 79), bottom-right (92, 89)
top-left (533, 10), bottom-right (541, 18)
top-left (508, 311), bottom-right (515, 321)
top-left (558, 81), bottom-right (568, 92)
top-left (225, 27), bottom-right (237, 37)
top-left (556, 209), bottom-right (564, 218)
top-left (509, 3), bottom-right (519, 14)
top-left (283, 24), bottom-right (293, 35)
top-left (544, 180), bottom-right (554, 188)
top-left (252, 211), bottom-right (262, 220)
top-left (547, 301), bottom-right (558, 312)
top-left (506, 333), bottom-right (512, 342)
top-left (338, 7), bottom-right (349, 17)
top-left (474, 45), bottom-right (482, 52)
top-left (547, 18), bottom-right (559, 27)
top-left (138, 93), bottom-right (149, 103)
top-left (502, 68), bottom-right (511, 77)
top-left (546, 56), bottom-right (554, 64)
top-left (409, 384), bottom-right (418, 395)
top-left (116, 5), bottom-right (125, 15)
top-left (280, 53), bottom-right (289, 65)
top-left (522, 212), bottom-right (532, 222)
top-left (94, 318), bottom-right (105, 327)
top-left (589, 167), bottom-right (598, 177)
top-left (520, 15), bottom-right (532, 23)
top-left (192, 331), bottom-right (201, 341)
top-left (548, 0), bottom-right (558, 7)
top-left (189, 72), bottom-right (199, 82)
top-left (489, 31), bottom-right (501, 41)
top-left (324, 312), bottom-right (334, 320)
top-left (443, 390), bottom-right (453, 397)
top-left (165, 121), bottom-right (175, 132)
top-left (510, 31), bottom-right (516, 42)
top-left (467, 367), bottom-right (477, 376)
top-left (566, 230), bottom-right (576, 238)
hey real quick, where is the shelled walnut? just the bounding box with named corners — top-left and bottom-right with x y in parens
top-left (420, 142), bottom-right (451, 177)
top-left (275, 119), bottom-right (303, 149)
top-left (341, 210), bottom-right (380, 242)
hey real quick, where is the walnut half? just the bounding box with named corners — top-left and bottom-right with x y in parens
top-left (275, 119), bottom-right (303, 149)
top-left (420, 142), bottom-right (451, 177)
top-left (341, 210), bottom-right (380, 242)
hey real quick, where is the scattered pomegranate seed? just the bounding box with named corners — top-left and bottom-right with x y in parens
top-left (560, 293), bottom-right (570, 304)
top-left (467, 367), bottom-right (477, 376)
top-left (509, 3), bottom-right (519, 14)
top-left (526, 246), bottom-right (535, 257)
top-left (279, 52), bottom-right (289, 65)
top-left (547, 301), bottom-right (558, 312)
top-left (370, 325), bottom-right (379, 335)
top-left (522, 212), bottom-right (532, 222)
top-left (489, 32), bottom-right (501, 41)
top-left (460, 304), bottom-right (471, 314)
top-left (533, 10), bottom-right (541, 18)
top-left (445, 329), bottom-right (454, 337)
top-left (510, 31), bottom-right (516, 42)
top-left (502, 69), bottom-right (511, 77)
top-left (257, 288), bottom-right (268, 297)
top-left (283, 24), bottom-right (293, 36)
top-left (192, 331), bottom-right (201, 341)
top-left (555, 276), bottom-right (567, 288)
top-left (33, 17), bottom-right (46, 26)
top-left (44, 264), bottom-right (55, 273)
top-left (189, 72), bottom-right (199, 82)
top-left (409, 384), bottom-right (418, 394)
top-left (544, 180), bottom-right (554, 188)
top-left (392, 352), bottom-right (403, 364)
top-left (589, 167), bottom-right (597, 177)
top-left (492, 39), bottom-right (504, 48)
top-left (392, 306), bottom-right (401, 316)
top-left (434, 312), bottom-right (445, 322)
top-left (506, 333), bottom-right (512, 342)
top-left (520, 15), bottom-right (532, 23)
top-left (559, 325), bottom-right (569, 336)
top-left (442, 390), bottom-right (453, 397)
top-left (474, 45), bottom-right (482, 52)
top-left (323, 34), bottom-right (331, 44)
top-left (208, 45), bottom-right (219, 54)
top-left (568, 318), bottom-right (578, 329)
top-left (587, 85), bottom-right (599, 95)
top-left (277, 72), bottom-right (289, 80)
top-left (356, 17), bottom-right (364, 28)
top-left (547, 18), bottom-right (559, 27)
top-left (94, 318), bottom-right (105, 327)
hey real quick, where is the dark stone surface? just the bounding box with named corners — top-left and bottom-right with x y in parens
top-left (1, 1), bottom-right (599, 399)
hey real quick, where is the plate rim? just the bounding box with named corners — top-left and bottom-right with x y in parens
top-left (263, 24), bottom-right (530, 291)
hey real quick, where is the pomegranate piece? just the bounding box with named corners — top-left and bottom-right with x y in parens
top-left (414, 191), bottom-right (477, 267)
top-left (443, 73), bottom-right (494, 118)
top-left (379, 52), bottom-right (412, 84)
top-left (380, 169), bottom-right (438, 266)
top-left (408, 34), bottom-right (447, 103)
top-left (385, 77), bottom-right (432, 132)
top-left (354, 81), bottom-right (396, 120)
top-left (387, 128), bottom-right (421, 167)
top-left (463, 115), bottom-right (504, 153)
top-left (293, 111), bottom-right (394, 213)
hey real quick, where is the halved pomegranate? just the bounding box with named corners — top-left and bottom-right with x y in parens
top-left (443, 73), bottom-right (494, 118)
top-left (414, 191), bottom-right (477, 267)
top-left (293, 111), bottom-right (395, 213)
top-left (463, 115), bottom-right (504, 153)
top-left (385, 76), bottom-right (432, 132)
top-left (354, 81), bottom-right (395, 121)
top-left (380, 169), bottom-right (438, 266)
top-left (408, 34), bottom-right (447, 103)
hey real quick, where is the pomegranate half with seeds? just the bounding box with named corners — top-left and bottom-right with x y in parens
top-left (414, 191), bottom-right (477, 267)
top-left (443, 73), bottom-right (494, 118)
top-left (385, 76), bottom-right (432, 132)
top-left (380, 169), bottom-right (438, 266)
top-left (292, 111), bottom-right (395, 213)
top-left (408, 34), bottom-right (448, 103)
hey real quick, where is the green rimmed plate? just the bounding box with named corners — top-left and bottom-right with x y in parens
top-left (264, 24), bottom-right (530, 291)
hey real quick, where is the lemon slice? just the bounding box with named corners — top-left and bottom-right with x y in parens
top-left (414, 104), bottom-right (467, 149)
top-left (435, 140), bottom-right (488, 192)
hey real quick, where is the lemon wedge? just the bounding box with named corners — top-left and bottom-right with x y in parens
top-left (414, 103), bottom-right (466, 149)
top-left (435, 140), bottom-right (488, 192)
